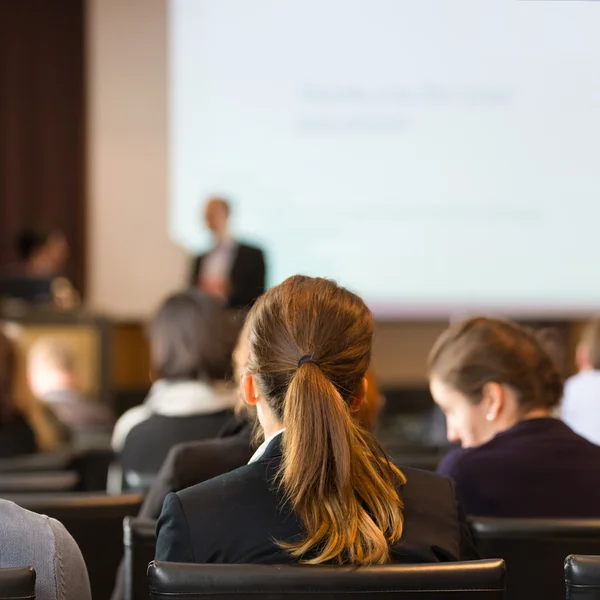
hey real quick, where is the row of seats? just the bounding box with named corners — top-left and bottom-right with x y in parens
top-left (123, 516), bottom-right (600, 600)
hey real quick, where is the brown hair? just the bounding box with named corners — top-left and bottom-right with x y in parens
top-left (580, 319), bottom-right (600, 370)
top-left (428, 317), bottom-right (564, 411)
top-left (0, 332), bottom-right (19, 424)
top-left (245, 275), bottom-right (405, 565)
top-left (148, 291), bottom-right (236, 382)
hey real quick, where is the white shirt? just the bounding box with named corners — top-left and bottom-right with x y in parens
top-left (561, 370), bottom-right (600, 446)
top-left (248, 428), bottom-right (286, 464)
top-left (201, 239), bottom-right (238, 281)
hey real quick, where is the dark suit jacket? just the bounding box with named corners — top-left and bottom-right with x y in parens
top-left (190, 243), bottom-right (266, 309)
top-left (110, 423), bottom-right (254, 600)
top-left (156, 434), bottom-right (478, 564)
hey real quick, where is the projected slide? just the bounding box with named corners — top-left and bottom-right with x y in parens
top-left (169, 0), bottom-right (600, 315)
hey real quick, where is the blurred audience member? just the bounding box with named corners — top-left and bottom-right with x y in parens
top-left (0, 227), bottom-right (79, 308)
top-left (561, 318), bottom-right (600, 445)
top-left (112, 291), bottom-right (238, 485)
top-left (27, 337), bottom-right (115, 448)
top-left (430, 317), bottom-right (600, 517)
top-left (0, 331), bottom-right (37, 457)
top-left (156, 276), bottom-right (477, 565)
top-left (189, 197), bottom-right (266, 309)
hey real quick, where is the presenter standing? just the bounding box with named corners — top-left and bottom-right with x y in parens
top-left (189, 197), bottom-right (266, 309)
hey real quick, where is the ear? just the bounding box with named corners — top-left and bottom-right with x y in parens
top-left (243, 372), bottom-right (260, 406)
top-left (350, 377), bottom-right (368, 412)
top-left (481, 382), bottom-right (504, 421)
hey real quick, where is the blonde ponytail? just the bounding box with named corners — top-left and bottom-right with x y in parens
top-left (279, 363), bottom-right (404, 564)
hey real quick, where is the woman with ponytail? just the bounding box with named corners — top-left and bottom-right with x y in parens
top-left (156, 276), bottom-right (476, 565)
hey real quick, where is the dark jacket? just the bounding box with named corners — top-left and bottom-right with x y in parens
top-left (156, 433), bottom-right (478, 564)
top-left (190, 243), bottom-right (266, 309)
top-left (0, 414), bottom-right (37, 458)
top-left (110, 422), bottom-right (253, 600)
top-left (437, 417), bottom-right (600, 518)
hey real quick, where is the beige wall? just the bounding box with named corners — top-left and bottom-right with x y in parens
top-left (87, 0), bottom-right (187, 319)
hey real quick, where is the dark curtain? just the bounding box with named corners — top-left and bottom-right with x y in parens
top-left (0, 0), bottom-right (86, 295)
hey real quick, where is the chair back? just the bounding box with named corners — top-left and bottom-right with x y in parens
top-left (471, 517), bottom-right (600, 600)
top-left (6, 492), bottom-right (143, 600)
top-left (148, 559), bottom-right (506, 600)
top-left (565, 555), bottom-right (600, 600)
top-left (0, 567), bottom-right (35, 600)
top-left (123, 516), bottom-right (156, 600)
top-left (0, 471), bottom-right (79, 493)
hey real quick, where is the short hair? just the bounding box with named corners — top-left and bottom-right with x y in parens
top-left (28, 337), bottom-right (77, 375)
top-left (16, 227), bottom-right (51, 261)
top-left (148, 291), bottom-right (236, 382)
top-left (208, 197), bottom-right (231, 217)
top-left (428, 317), bottom-right (564, 411)
top-left (580, 319), bottom-right (600, 370)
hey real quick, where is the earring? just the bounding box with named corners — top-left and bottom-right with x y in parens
top-left (486, 413), bottom-right (495, 422)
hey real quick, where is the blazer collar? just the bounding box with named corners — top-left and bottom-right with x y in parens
top-left (258, 431), bottom-right (284, 462)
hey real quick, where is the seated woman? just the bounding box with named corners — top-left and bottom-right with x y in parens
top-left (0, 331), bottom-right (37, 457)
top-left (430, 317), bottom-right (600, 518)
top-left (112, 291), bottom-right (238, 484)
top-left (156, 275), bottom-right (476, 565)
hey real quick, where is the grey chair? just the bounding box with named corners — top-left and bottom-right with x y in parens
top-left (148, 559), bottom-right (506, 600)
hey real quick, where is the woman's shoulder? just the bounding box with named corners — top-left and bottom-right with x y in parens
top-left (111, 404), bottom-right (152, 451)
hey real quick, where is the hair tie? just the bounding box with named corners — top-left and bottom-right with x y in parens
top-left (298, 355), bottom-right (320, 368)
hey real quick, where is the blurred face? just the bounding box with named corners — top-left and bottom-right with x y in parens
top-left (429, 376), bottom-right (494, 448)
top-left (45, 232), bottom-right (69, 271)
top-left (204, 200), bottom-right (229, 235)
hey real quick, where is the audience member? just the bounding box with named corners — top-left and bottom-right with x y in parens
top-left (0, 498), bottom-right (91, 600)
top-left (112, 290), bottom-right (238, 485)
top-left (0, 331), bottom-right (37, 457)
top-left (189, 197), bottom-right (266, 309)
top-left (16, 227), bottom-right (70, 278)
top-left (430, 317), bottom-right (600, 517)
top-left (156, 275), bottom-right (477, 565)
top-left (27, 337), bottom-right (115, 448)
top-left (561, 318), bottom-right (600, 445)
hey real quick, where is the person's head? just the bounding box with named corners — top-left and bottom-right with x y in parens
top-left (149, 291), bottom-right (235, 383)
top-left (16, 227), bottom-right (69, 275)
top-left (576, 319), bottom-right (600, 372)
top-left (241, 275), bottom-right (405, 565)
top-left (428, 317), bottom-right (564, 449)
top-left (0, 331), bottom-right (18, 424)
top-left (27, 337), bottom-right (79, 398)
top-left (204, 197), bottom-right (231, 239)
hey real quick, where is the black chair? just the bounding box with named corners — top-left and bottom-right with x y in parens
top-left (565, 555), bottom-right (600, 600)
top-left (147, 559), bottom-right (506, 600)
top-left (471, 518), bottom-right (600, 600)
top-left (0, 448), bottom-right (115, 492)
top-left (0, 567), bottom-right (35, 600)
top-left (123, 516), bottom-right (156, 600)
top-left (0, 471), bottom-right (79, 494)
top-left (5, 492), bottom-right (143, 600)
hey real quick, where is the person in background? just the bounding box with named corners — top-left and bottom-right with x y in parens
top-left (430, 317), bottom-right (600, 518)
top-left (156, 275), bottom-right (477, 565)
top-left (0, 498), bottom-right (91, 600)
top-left (112, 290), bottom-right (238, 487)
top-left (189, 197), bottom-right (266, 309)
top-left (561, 318), bottom-right (600, 445)
top-left (0, 331), bottom-right (37, 457)
top-left (27, 337), bottom-right (115, 449)
top-left (16, 227), bottom-right (70, 278)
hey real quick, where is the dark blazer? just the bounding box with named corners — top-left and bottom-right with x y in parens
top-left (110, 423), bottom-right (253, 600)
top-left (437, 417), bottom-right (600, 518)
top-left (120, 410), bottom-right (234, 481)
top-left (190, 243), bottom-right (266, 309)
top-left (156, 433), bottom-right (478, 564)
